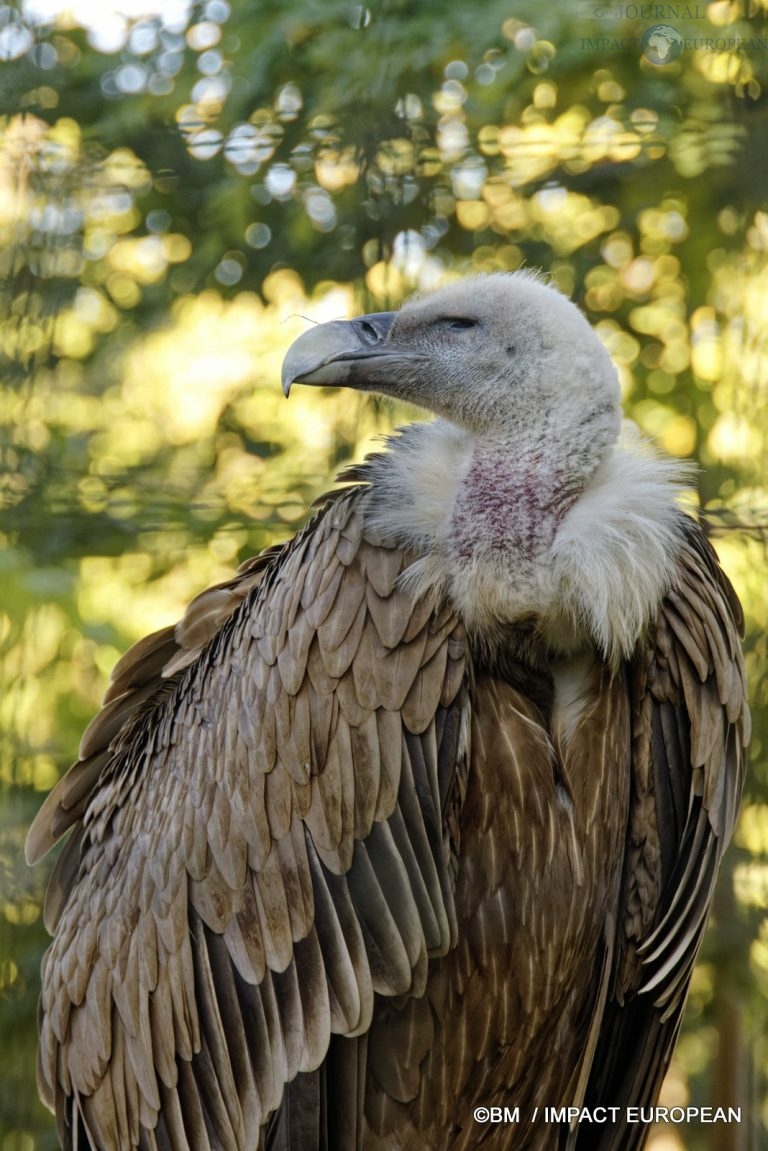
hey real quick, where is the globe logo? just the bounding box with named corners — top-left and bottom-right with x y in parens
top-left (641, 24), bottom-right (683, 65)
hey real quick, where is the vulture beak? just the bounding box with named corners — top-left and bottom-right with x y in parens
top-left (281, 312), bottom-right (398, 396)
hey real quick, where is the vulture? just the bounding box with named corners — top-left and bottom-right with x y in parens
top-left (27, 271), bottom-right (749, 1151)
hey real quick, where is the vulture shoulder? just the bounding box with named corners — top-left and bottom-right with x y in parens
top-left (577, 519), bottom-right (749, 1151)
top-left (26, 486), bottom-right (469, 1151)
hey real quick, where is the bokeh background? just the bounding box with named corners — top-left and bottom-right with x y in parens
top-left (1, 1), bottom-right (767, 1148)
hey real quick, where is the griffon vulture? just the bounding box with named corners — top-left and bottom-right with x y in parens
top-left (27, 272), bottom-right (748, 1151)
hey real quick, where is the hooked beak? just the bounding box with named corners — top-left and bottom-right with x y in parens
top-left (281, 312), bottom-right (398, 397)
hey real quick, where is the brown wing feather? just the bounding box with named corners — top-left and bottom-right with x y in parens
top-left (576, 519), bottom-right (748, 1151)
top-left (25, 556), bottom-right (275, 872)
top-left (365, 663), bottom-right (633, 1151)
top-left (28, 490), bottom-right (469, 1151)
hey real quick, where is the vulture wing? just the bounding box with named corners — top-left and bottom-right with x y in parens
top-left (26, 488), bottom-right (469, 1151)
top-left (576, 520), bottom-right (749, 1151)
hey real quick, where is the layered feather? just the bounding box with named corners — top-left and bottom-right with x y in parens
top-left (29, 491), bottom-right (469, 1151)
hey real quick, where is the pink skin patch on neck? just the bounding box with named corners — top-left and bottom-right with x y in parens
top-left (450, 444), bottom-right (584, 564)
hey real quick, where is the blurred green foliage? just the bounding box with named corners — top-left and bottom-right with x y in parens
top-left (1, 1), bottom-right (767, 1148)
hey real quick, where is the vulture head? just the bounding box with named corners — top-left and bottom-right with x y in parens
top-left (284, 271), bottom-right (684, 656)
top-left (283, 271), bottom-right (622, 464)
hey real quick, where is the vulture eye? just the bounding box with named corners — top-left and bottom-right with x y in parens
top-left (439, 316), bottom-right (479, 332)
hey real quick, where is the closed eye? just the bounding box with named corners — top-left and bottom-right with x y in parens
top-left (438, 316), bottom-right (479, 331)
